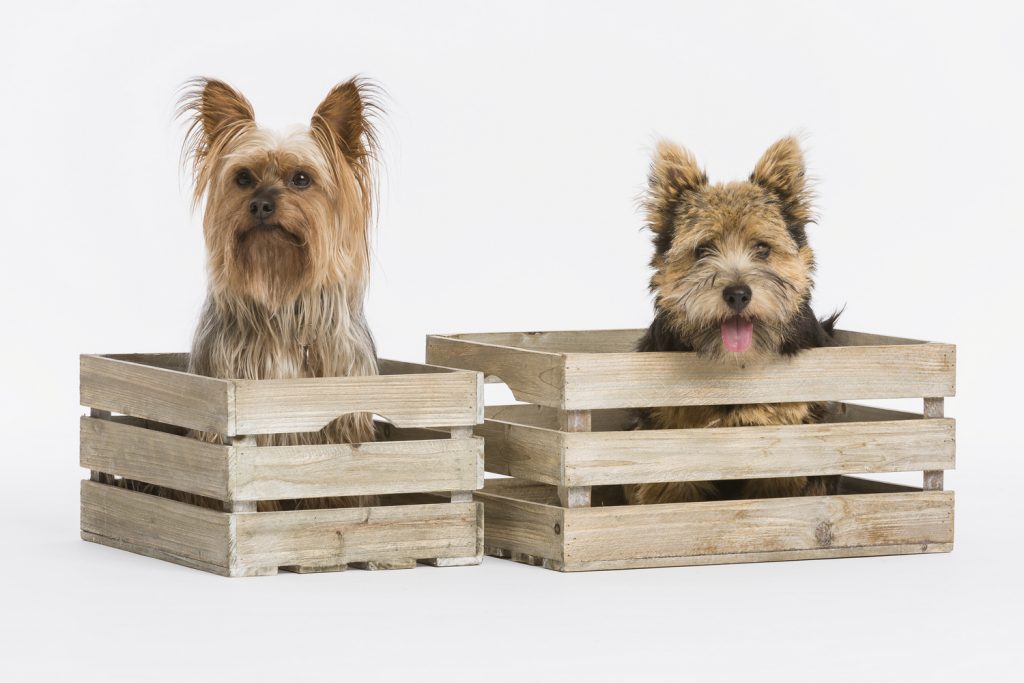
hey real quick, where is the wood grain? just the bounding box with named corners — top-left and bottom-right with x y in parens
top-left (232, 371), bottom-right (480, 433)
top-left (426, 335), bottom-right (564, 407)
top-left (81, 354), bottom-right (233, 434)
top-left (563, 491), bottom-right (954, 566)
top-left (478, 405), bottom-right (954, 487)
top-left (561, 343), bottom-right (955, 410)
top-left (229, 437), bottom-right (483, 500)
top-left (923, 397), bottom-right (946, 491)
top-left (232, 502), bottom-right (481, 573)
top-left (428, 330), bottom-right (955, 410)
top-left (81, 481), bottom-right (230, 572)
top-left (80, 416), bottom-right (230, 500)
top-left (561, 418), bottom-right (956, 486)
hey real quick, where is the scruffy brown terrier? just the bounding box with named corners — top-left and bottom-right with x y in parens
top-left (624, 137), bottom-right (839, 505)
top-left (181, 77), bottom-right (381, 509)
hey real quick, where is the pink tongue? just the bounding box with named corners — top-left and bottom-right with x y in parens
top-left (721, 316), bottom-right (754, 353)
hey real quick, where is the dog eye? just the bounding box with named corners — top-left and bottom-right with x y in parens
top-left (694, 243), bottom-right (715, 260)
top-left (291, 172), bottom-right (311, 189)
top-left (235, 170), bottom-right (253, 187)
top-left (754, 242), bottom-right (772, 259)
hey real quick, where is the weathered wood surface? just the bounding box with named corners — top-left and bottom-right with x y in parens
top-left (475, 478), bottom-right (954, 571)
top-left (557, 410), bottom-right (592, 507)
top-left (81, 354), bottom-right (233, 435)
top-left (82, 481), bottom-right (483, 576)
top-left (230, 436), bottom-right (483, 500)
top-left (83, 354), bottom-right (483, 435)
top-left (81, 416), bottom-right (484, 501)
top-left (442, 329), bottom-right (926, 353)
top-left (232, 372), bottom-right (480, 433)
top-left (923, 397), bottom-right (946, 491)
top-left (232, 502), bottom-right (481, 574)
top-left (427, 330), bottom-right (955, 410)
top-left (478, 406), bottom-right (955, 487)
top-left (561, 344), bottom-right (955, 410)
top-left (81, 480), bottom-right (231, 574)
top-left (426, 335), bottom-right (564, 406)
top-left (562, 492), bottom-right (954, 566)
top-left (81, 416), bottom-right (230, 499)
top-left (474, 489), bottom-right (564, 564)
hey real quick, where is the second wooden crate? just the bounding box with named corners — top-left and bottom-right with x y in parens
top-left (427, 329), bottom-right (956, 571)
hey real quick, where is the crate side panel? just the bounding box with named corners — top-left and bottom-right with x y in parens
top-left (233, 371), bottom-right (479, 433)
top-left (81, 416), bottom-right (230, 500)
top-left (81, 355), bottom-right (232, 434)
top-left (564, 491), bottom-right (954, 565)
top-left (476, 419), bottom-right (564, 486)
top-left (426, 336), bottom-right (565, 408)
top-left (564, 418), bottom-right (955, 486)
top-left (474, 491), bottom-right (565, 562)
top-left (80, 481), bottom-right (230, 571)
top-left (232, 502), bottom-right (479, 570)
top-left (230, 437), bottom-right (483, 500)
top-left (562, 343), bottom-right (955, 409)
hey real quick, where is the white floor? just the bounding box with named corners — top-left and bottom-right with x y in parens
top-left (3, 453), bottom-right (1020, 682)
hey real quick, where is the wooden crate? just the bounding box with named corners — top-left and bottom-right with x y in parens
top-left (426, 329), bottom-right (956, 571)
top-left (80, 354), bottom-right (485, 576)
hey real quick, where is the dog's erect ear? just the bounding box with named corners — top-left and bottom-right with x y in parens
top-left (189, 79), bottom-right (254, 144)
top-left (645, 140), bottom-right (707, 239)
top-left (311, 78), bottom-right (379, 161)
top-left (750, 137), bottom-right (813, 227)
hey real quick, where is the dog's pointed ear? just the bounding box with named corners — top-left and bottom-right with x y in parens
top-left (750, 136), bottom-right (813, 226)
top-left (186, 79), bottom-right (255, 144)
top-left (311, 78), bottom-right (379, 161)
top-left (645, 140), bottom-right (707, 237)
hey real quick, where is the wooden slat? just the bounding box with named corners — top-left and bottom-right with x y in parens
top-left (560, 543), bottom-right (953, 571)
top-left (473, 490), bottom-right (564, 563)
top-left (562, 491), bottom-right (954, 568)
top-left (229, 437), bottom-right (483, 500)
top-left (562, 418), bottom-right (956, 486)
top-left (426, 335), bottom-right (564, 407)
top-left (232, 371), bottom-right (480, 433)
top-left (476, 418), bottom-right (563, 485)
top-left (478, 405), bottom-right (953, 487)
top-left (561, 343), bottom-right (955, 409)
top-left (80, 416), bottom-right (230, 500)
top-left (232, 503), bottom-right (480, 573)
top-left (429, 331), bottom-right (955, 410)
top-left (80, 481), bottom-right (230, 574)
top-left (81, 354), bottom-right (233, 434)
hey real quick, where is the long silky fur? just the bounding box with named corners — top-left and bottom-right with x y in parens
top-left (166, 78), bottom-right (384, 511)
top-left (625, 137), bottom-right (841, 506)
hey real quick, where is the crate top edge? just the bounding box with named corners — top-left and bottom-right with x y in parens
top-left (80, 353), bottom-right (482, 385)
top-left (429, 328), bottom-right (954, 358)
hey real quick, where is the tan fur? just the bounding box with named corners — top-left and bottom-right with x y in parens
top-left (176, 77), bottom-right (382, 511)
top-left (628, 137), bottom-right (836, 505)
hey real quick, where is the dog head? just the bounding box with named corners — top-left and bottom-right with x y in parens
top-left (644, 137), bottom-right (816, 357)
top-left (181, 78), bottom-right (379, 309)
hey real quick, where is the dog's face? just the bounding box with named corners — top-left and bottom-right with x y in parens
top-left (645, 138), bottom-right (815, 358)
top-left (182, 79), bottom-right (377, 309)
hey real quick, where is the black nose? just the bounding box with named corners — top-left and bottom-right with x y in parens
top-left (248, 195), bottom-right (275, 220)
top-left (723, 284), bottom-right (752, 312)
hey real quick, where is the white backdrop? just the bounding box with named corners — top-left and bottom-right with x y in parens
top-left (2, 1), bottom-right (1021, 680)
